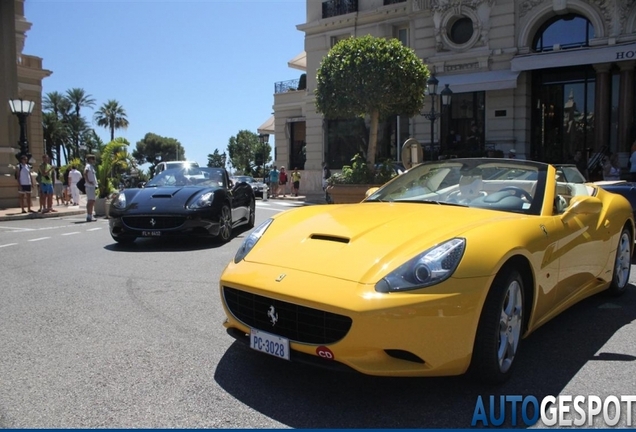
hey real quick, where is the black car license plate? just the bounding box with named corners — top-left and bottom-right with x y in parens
top-left (141, 230), bottom-right (161, 237)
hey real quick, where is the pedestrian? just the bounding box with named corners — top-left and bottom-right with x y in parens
top-left (291, 167), bottom-right (301, 197)
top-left (53, 167), bottom-right (63, 206)
top-left (38, 154), bottom-right (55, 213)
top-left (84, 154), bottom-right (98, 222)
top-left (62, 166), bottom-right (71, 205)
top-left (14, 154), bottom-right (35, 213)
top-left (629, 141), bottom-right (636, 182)
top-left (279, 166), bottom-right (288, 197)
top-left (69, 165), bottom-right (82, 206)
top-left (322, 162), bottom-right (332, 202)
top-left (603, 153), bottom-right (621, 181)
top-left (268, 165), bottom-right (280, 198)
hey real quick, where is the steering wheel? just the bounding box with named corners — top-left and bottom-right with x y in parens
top-left (499, 186), bottom-right (532, 202)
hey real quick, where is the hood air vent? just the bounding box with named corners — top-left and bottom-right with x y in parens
top-left (310, 234), bottom-right (350, 244)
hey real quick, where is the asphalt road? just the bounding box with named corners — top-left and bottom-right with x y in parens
top-left (0, 199), bottom-right (635, 428)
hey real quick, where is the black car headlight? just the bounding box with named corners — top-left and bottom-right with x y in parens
top-left (375, 238), bottom-right (466, 293)
top-left (234, 218), bottom-right (273, 263)
top-left (188, 192), bottom-right (214, 209)
top-left (112, 192), bottom-right (126, 209)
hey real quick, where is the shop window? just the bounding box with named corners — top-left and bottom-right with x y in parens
top-left (289, 122), bottom-right (306, 170)
top-left (442, 92), bottom-right (485, 156)
top-left (533, 14), bottom-right (594, 52)
top-left (325, 118), bottom-right (368, 169)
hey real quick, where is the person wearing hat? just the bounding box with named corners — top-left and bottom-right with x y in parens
top-left (507, 148), bottom-right (517, 159)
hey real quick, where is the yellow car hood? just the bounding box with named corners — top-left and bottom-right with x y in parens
top-left (246, 203), bottom-right (520, 283)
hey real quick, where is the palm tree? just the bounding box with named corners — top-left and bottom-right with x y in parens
top-left (43, 91), bottom-right (72, 166)
top-left (65, 88), bottom-right (95, 117)
top-left (97, 137), bottom-right (134, 198)
top-left (94, 100), bottom-right (130, 141)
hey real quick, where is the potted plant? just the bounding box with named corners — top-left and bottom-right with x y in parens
top-left (326, 154), bottom-right (398, 204)
top-left (95, 138), bottom-right (133, 217)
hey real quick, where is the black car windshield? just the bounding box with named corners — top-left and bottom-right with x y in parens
top-left (365, 158), bottom-right (548, 215)
top-left (146, 167), bottom-right (226, 188)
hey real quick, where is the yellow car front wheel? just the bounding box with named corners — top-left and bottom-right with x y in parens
top-left (470, 268), bottom-right (525, 384)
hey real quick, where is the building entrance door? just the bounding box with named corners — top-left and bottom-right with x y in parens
top-left (531, 67), bottom-right (595, 164)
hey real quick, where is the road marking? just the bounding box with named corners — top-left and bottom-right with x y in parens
top-left (0, 226), bottom-right (35, 232)
top-left (86, 228), bottom-right (102, 232)
top-left (0, 243), bottom-right (18, 248)
top-left (28, 237), bottom-right (51, 242)
top-left (62, 232), bottom-right (80, 236)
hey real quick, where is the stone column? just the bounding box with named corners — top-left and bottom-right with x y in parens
top-left (1, 0), bottom-right (18, 159)
top-left (618, 61), bottom-right (636, 151)
top-left (593, 63), bottom-right (612, 153)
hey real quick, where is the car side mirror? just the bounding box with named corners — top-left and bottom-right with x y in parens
top-left (561, 195), bottom-right (602, 223)
top-left (228, 180), bottom-right (234, 188)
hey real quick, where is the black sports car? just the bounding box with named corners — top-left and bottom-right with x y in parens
top-left (231, 175), bottom-right (268, 198)
top-left (109, 167), bottom-right (255, 244)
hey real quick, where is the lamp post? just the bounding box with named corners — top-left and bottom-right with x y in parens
top-left (8, 98), bottom-right (35, 161)
top-left (422, 76), bottom-right (452, 160)
top-left (257, 134), bottom-right (269, 170)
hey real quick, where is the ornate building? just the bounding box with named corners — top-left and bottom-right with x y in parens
top-left (0, 0), bottom-right (51, 208)
top-left (265, 0), bottom-right (636, 193)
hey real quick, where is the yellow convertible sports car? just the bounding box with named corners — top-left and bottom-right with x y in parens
top-left (219, 158), bottom-right (634, 383)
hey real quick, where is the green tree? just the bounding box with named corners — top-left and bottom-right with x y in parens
top-left (227, 130), bottom-right (263, 175)
top-left (207, 149), bottom-right (227, 168)
top-left (315, 35), bottom-right (429, 167)
top-left (133, 133), bottom-right (185, 175)
top-left (97, 137), bottom-right (134, 198)
top-left (94, 99), bottom-right (130, 141)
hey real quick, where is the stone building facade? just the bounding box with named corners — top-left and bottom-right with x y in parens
top-left (0, 0), bottom-right (51, 209)
top-left (266, 0), bottom-right (636, 194)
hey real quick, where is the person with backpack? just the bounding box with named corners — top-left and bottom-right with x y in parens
top-left (15, 154), bottom-right (35, 214)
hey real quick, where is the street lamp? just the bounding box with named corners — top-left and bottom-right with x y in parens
top-left (8, 98), bottom-right (35, 161)
top-left (422, 76), bottom-right (452, 159)
top-left (256, 134), bottom-right (269, 168)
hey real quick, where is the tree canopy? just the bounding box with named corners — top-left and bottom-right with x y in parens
top-left (226, 130), bottom-right (271, 175)
top-left (315, 35), bottom-right (429, 166)
top-left (207, 149), bottom-right (227, 168)
top-left (133, 132), bottom-right (186, 170)
top-left (94, 99), bottom-right (130, 141)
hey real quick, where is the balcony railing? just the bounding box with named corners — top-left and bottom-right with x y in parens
top-left (322, 0), bottom-right (358, 19)
top-left (384, 0), bottom-right (406, 5)
top-left (275, 78), bottom-right (301, 94)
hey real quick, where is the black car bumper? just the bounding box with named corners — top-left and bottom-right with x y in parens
top-left (109, 212), bottom-right (221, 239)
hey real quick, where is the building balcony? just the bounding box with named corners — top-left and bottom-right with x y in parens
top-left (275, 78), bottom-right (302, 94)
top-left (322, 0), bottom-right (358, 19)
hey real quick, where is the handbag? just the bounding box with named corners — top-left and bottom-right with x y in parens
top-left (76, 177), bottom-right (86, 194)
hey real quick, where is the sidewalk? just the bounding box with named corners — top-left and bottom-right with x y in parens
top-left (0, 195), bottom-right (87, 222)
top-left (0, 192), bottom-right (328, 222)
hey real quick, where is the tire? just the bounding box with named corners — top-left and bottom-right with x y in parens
top-left (217, 204), bottom-right (233, 243)
top-left (470, 268), bottom-right (525, 384)
top-left (112, 236), bottom-right (136, 244)
top-left (246, 198), bottom-right (255, 229)
top-left (607, 226), bottom-right (632, 297)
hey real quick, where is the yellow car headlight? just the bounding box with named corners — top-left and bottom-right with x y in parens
top-left (375, 238), bottom-right (466, 293)
top-left (234, 218), bottom-right (273, 263)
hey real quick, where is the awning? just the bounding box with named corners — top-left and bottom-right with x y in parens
top-left (257, 115), bottom-right (275, 135)
top-left (288, 51), bottom-right (306, 71)
top-left (436, 70), bottom-right (520, 93)
top-left (511, 42), bottom-right (636, 71)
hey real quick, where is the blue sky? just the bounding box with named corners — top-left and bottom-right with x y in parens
top-left (24, 0), bottom-right (306, 168)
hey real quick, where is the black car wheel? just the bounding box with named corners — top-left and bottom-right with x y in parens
top-left (217, 204), bottom-right (232, 243)
top-left (470, 268), bottom-right (524, 384)
top-left (607, 226), bottom-right (632, 296)
top-left (247, 198), bottom-right (255, 229)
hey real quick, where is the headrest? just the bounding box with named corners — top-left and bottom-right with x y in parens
top-left (459, 175), bottom-right (482, 197)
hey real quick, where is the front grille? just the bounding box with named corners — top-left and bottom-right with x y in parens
top-left (223, 286), bottom-right (352, 345)
top-left (122, 216), bottom-right (186, 230)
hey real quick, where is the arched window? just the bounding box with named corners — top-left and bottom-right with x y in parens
top-left (533, 13), bottom-right (594, 52)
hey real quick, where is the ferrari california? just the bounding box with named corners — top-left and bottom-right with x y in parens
top-left (109, 167), bottom-right (255, 244)
top-left (219, 158), bottom-right (633, 383)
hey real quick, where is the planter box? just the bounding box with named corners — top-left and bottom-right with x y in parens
top-left (326, 184), bottom-right (380, 204)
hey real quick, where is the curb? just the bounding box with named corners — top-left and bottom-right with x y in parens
top-left (0, 209), bottom-right (87, 222)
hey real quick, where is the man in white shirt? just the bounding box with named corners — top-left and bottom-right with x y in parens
top-left (15, 154), bottom-right (34, 213)
top-left (68, 165), bottom-right (82, 206)
top-left (84, 154), bottom-right (98, 222)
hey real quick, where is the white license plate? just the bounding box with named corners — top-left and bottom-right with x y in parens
top-left (141, 230), bottom-right (161, 237)
top-left (250, 328), bottom-right (290, 360)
